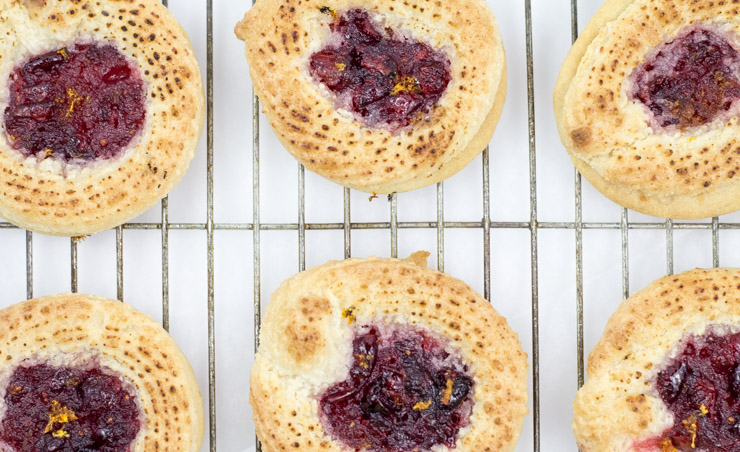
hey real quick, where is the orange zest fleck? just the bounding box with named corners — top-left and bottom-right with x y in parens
top-left (355, 353), bottom-right (373, 369)
top-left (390, 76), bottom-right (420, 96)
top-left (319, 6), bottom-right (336, 17)
top-left (660, 437), bottom-right (678, 452)
top-left (413, 400), bottom-right (432, 411)
top-left (44, 400), bottom-right (78, 435)
top-left (342, 306), bottom-right (356, 324)
top-left (440, 379), bottom-right (454, 406)
top-left (681, 415), bottom-right (698, 449)
top-left (66, 88), bottom-right (83, 117)
top-left (52, 429), bottom-right (70, 438)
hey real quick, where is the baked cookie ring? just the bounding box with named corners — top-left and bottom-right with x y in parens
top-left (573, 268), bottom-right (740, 452)
top-left (0, 293), bottom-right (204, 452)
top-left (251, 252), bottom-right (528, 452)
top-left (554, 0), bottom-right (740, 219)
top-left (235, 0), bottom-right (505, 194)
top-left (0, 0), bottom-right (204, 236)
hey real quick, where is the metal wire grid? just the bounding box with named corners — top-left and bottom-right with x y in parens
top-left (0, 0), bottom-right (731, 451)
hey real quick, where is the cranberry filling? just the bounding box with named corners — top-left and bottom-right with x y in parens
top-left (630, 27), bottom-right (740, 131)
top-left (653, 330), bottom-right (740, 451)
top-left (309, 9), bottom-right (451, 129)
top-left (0, 362), bottom-right (140, 452)
top-left (319, 325), bottom-right (474, 452)
top-left (4, 43), bottom-right (146, 163)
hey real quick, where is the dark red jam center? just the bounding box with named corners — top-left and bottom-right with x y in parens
top-left (319, 326), bottom-right (474, 452)
top-left (630, 27), bottom-right (740, 131)
top-left (654, 330), bottom-right (740, 451)
top-left (309, 9), bottom-right (451, 129)
top-left (0, 363), bottom-right (140, 452)
top-left (4, 43), bottom-right (146, 163)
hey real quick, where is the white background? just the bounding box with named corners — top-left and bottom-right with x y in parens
top-left (2, 0), bottom-right (739, 451)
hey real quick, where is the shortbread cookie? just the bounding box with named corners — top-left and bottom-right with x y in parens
top-left (555, 0), bottom-right (740, 219)
top-left (0, 293), bottom-right (204, 452)
top-left (235, 0), bottom-right (506, 193)
top-left (0, 0), bottom-right (204, 235)
top-left (574, 268), bottom-right (740, 452)
top-left (251, 252), bottom-right (528, 452)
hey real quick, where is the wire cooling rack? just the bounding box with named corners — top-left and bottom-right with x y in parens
top-left (4, 0), bottom-right (740, 451)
